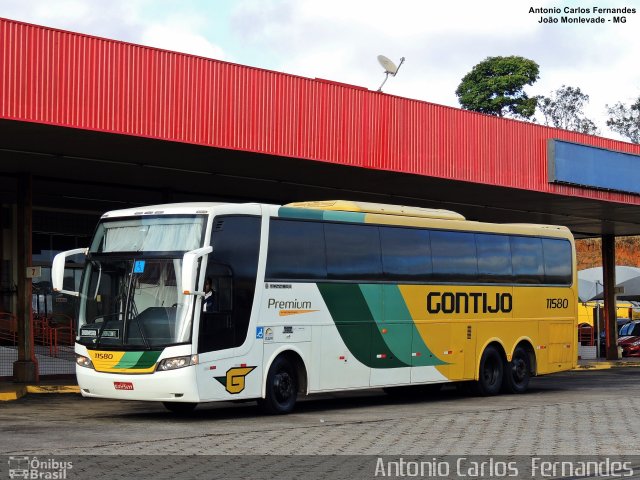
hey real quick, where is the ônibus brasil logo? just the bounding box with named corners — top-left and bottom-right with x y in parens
top-left (8, 456), bottom-right (73, 479)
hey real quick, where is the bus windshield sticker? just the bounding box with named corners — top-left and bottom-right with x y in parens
top-left (133, 260), bottom-right (146, 273)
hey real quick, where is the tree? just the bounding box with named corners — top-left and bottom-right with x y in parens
top-left (538, 85), bottom-right (599, 135)
top-left (606, 96), bottom-right (640, 144)
top-left (455, 56), bottom-right (539, 119)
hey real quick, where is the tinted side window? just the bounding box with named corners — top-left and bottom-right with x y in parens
top-left (380, 227), bottom-right (432, 280)
top-left (542, 238), bottom-right (572, 285)
top-left (325, 223), bottom-right (382, 280)
top-left (431, 231), bottom-right (478, 281)
top-left (265, 220), bottom-right (327, 280)
top-left (511, 237), bottom-right (544, 284)
top-left (476, 234), bottom-right (512, 283)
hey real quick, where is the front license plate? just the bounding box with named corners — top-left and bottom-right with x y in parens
top-left (114, 382), bottom-right (134, 390)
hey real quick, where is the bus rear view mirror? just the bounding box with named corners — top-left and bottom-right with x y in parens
top-left (51, 248), bottom-right (88, 297)
top-left (181, 246), bottom-right (213, 295)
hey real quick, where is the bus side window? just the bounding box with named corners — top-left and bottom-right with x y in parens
top-left (198, 216), bottom-right (260, 353)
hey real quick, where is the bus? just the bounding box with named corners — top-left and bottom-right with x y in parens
top-left (52, 200), bottom-right (577, 414)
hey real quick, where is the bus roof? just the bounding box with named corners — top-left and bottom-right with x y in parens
top-left (285, 200), bottom-right (466, 220)
top-left (100, 202), bottom-right (234, 218)
top-left (98, 201), bottom-right (573, 240)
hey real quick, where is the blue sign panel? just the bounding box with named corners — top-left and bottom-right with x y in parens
top-left (549, 140), bottom-right (640, 195)
top-left (133, 260), bottom-right (146, 273)
top-left (256, 327), bottom-right (264, 339)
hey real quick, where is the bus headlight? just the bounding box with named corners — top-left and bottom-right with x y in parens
top-left (157, 355), bottom-right (198, 371)
top-left (76, 355), bottom-right (94, 369)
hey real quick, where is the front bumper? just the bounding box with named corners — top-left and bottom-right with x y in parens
top-left (76, 364), bottom-right (200, 402)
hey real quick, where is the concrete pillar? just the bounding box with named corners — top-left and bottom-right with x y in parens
top-left (601, 234), bottom-right (618, 360)
top-left (13, 173), bottom-right (38, 382)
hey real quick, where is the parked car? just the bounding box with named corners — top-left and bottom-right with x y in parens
top-left (618, 321), bottom-right (640, 357)
top-left (598, 318), bottom-right (632, 355)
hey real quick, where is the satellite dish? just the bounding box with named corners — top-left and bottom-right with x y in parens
top-left (377, 55), bottom-right (398, 75)
top-left (376, 55), bottom-right (405, 92)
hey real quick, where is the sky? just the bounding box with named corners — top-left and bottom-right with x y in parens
top-left (2, 0), bottom-right (640, 141)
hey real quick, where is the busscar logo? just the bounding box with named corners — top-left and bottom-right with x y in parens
top-left (214, 366), bottom-right (256, 394)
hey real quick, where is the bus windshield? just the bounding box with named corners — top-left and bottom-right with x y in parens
top-left (76, 214), bottom-right (207, 349)
top-left (77, 256), bottom-right (195, 349)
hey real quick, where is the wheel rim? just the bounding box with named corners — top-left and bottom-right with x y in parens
top-left (273, 371), bottom-right (294, 403)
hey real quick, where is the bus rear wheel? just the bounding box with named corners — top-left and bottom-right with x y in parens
top-left (472, 345), bottom-right (504, 396)
top-left (258, 356), bottom-right (298, 414)
top-left (163, 401), bottom-right (198, 414)
top-left (502, 346), bottom-right (531, 394)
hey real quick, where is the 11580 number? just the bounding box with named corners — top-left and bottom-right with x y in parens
top-left (546, 298), bottom-right (569, 309)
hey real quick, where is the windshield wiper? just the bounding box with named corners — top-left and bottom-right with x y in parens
top-left (132, 316), bottom-right (151, 350)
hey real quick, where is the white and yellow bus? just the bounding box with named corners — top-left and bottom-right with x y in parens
top-left (52, 200), bottom-right (577, 414)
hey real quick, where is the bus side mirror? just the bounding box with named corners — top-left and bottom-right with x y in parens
top-left (181, 246), bottom-right (213, 295)
top-left (52, 248), bottom-right (88, 297)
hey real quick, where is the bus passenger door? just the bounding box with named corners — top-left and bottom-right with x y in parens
top-left (195, 215), bottom-right (262, 401)
top-left (198, 265), bottom-right (234, 353)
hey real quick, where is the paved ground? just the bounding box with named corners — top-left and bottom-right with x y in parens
top-left (1, 369), bottom-right (640, 457)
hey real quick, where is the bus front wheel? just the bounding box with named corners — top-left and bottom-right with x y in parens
top-left (502, 346), bottom-right (531, 394)
top-left (258, 356), bottom-right (298, 414)
top-left (473, 345), bottom-right (504, 396)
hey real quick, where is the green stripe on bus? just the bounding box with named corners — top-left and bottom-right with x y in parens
top-left (133, 351), bottom-right (162, 369)
top-left (317, 283), bottom-right (409, 368)
top-left (358, 284), bottom-right (445, 367)
top-left (114, 351), bottom-right (143, 369)
top-left (323, 211), bottom-right (366, 223)
top-left (359, 284), bottom-right (412, 365)
top-left (381, 285), bottom-right (446, 367)
top-left (278, 207), bottom-right (366, 223)
top-left (114, 351), bottom-right (161, 369)
top-left (278, 207), bottom-right (325, 220)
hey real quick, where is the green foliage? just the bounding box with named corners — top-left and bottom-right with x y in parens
top-left (456, 56), bottom-right (539, 119)
top-left (606, 96), bottom-right (640, 144)
top-left (538, 85), bottom-right (599, 135)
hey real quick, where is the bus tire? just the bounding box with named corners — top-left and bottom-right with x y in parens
top-left (258, 356), bottom-right (298, 415)
top-left (163, 401), bottom-right (197, 414)
top-left (472, 345), bottom-right (504, 396)
top-left (502, 346), bottom-right (531, 394)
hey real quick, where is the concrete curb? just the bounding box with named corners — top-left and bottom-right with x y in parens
top-left (0, 384), bottom-right (79, 401)
top-left (0, 386), bottom-right (26, 401)
top-left (574, 361), bottom-right (640, 371)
